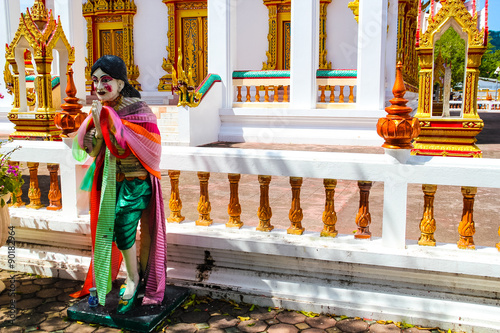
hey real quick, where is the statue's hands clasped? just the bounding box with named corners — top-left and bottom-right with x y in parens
top-left (91, 100), bottom-right (103, 139)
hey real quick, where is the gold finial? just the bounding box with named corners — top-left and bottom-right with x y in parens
top-left (29, 0), bottom-right (49, 29)
top-left (376, 62), bottom-right (421, 149)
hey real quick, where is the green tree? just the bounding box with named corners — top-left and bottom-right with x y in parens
top-left (478, 33), bottom-right (500, 79)
top-left (434, 27), bottom-right (466, 90)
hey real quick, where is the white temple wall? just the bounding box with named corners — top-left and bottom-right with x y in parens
top-left (235, 0), bottom-right (268, 70)
top-left (134, 0), bottom-right (169, 98)
top-left (326, 0), bottom-right (358, 70)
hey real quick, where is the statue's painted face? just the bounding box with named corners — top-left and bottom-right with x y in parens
top-left (92, 68), bottom-right (124, 102)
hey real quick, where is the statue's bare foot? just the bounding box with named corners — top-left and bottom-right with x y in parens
top-left (122, 272), bottom-right (140, 300)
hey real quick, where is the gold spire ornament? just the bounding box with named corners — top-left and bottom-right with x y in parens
top-left (5, 0), bottom-right (75, 141)
top-left (377, 62), bottom-right (420, 149)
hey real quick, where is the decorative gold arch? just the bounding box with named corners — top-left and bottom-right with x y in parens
top-left (5, 0), bottom-right (75, 140)
top-left (159, 0), bottom-right (207, 91)
top-left (262, 0), bottom-right (332, 70)
top-left (82, 0), bottom-right (141, 92)
top-left (412, 0), bottom-right (487, 158)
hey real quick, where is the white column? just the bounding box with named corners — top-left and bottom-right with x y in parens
top-left (289, 0), bottom-right (319, 109)
top-left (208, 0), bottom-right (236, 109)
top-left (356, 0), bottom-right (388, 110)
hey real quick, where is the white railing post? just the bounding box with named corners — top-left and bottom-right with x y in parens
top-left (382, 150), bottom-right (410, 249)
top-left (290, 0), bottom-right (319, 109)
top-left (59, 138), bottom-right (88, 217)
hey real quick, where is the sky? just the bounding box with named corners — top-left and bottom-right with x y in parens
top-left (478, 0), bottom-right (500, 31)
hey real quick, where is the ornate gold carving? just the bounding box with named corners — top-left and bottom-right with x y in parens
top-left (263, 4), bottom-right (278, 70)
top-left (168, 170), bottom-right (185, 223)
top-left (398, 0), bottom-right (419, 90)
top-left (8, 162), bottom-right (25, 208)
top-left (175, 2), bottom-right (207, 10)
top-left (257, 175), bottom-right (273, 232)
top-left (418, 184), bottom-right (437, 246)
top-left (27, 162), bottom-right (43, 209)
top-left (288, 177), bottom-right (304, 235)
top-left (377, 62), bottom-right (421, 149)
top-left (414, 0), bottom-right (485, 157)
top-left (348, 0), bottom-right (359, 23)
top-left (457, 186), bottom-right (477, 249)
top-left (227, 173), bottom-right (243, 228)
top-left (83, 0), bottom-right (141, 91)
top-left (319, 2), bottom-right (332, 69)
top-left (321, 179), bottom-right (338, 238)
top-left (172, 49), bottom-right (202, 107)
top-left (419, 0), bottom-right (485, 49)
top-left (355, 181), bottom-right (372, 239)
top-left (159, 3), bottom-right (176, 91)
top-left (47, 164), bottom-right (62, 211)
top-left (6, 0), bottom-right (74, 141)
top-left (160, 1), bottom-right (207, 91)
top-left (196, 171), bottom-right (213, 226)
top-left (496, 227), bottom-right (500, 251)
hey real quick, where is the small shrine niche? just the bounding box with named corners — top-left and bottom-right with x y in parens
top-left (412, 0), bottom-right (488, 158)
top-left (4, 0), bottom-right (75, 141)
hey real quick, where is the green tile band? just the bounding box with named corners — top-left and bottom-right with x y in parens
top-left (232, 70), bottom-right (357, 79)
top-left (196, 74), bottom-right (222, 95)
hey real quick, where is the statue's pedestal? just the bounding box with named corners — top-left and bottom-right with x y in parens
top-left (67, 284), bottom-right (190, 332)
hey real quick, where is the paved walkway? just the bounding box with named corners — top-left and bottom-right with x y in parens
top-left (1, 269), bottom-right (440, 333)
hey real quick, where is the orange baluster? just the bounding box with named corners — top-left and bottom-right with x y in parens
top-left (349, 86), bottom-right (354, 103)
top-left (496, 226), bottom-right (500, 251)
top-left (255, 86), bottom-right (261, 102)
top-left (237, 86), bottom-right (242, 102)
top-left (283, 86), bottom-right (289, 102)
top-left (274, 86), bottom-right (279, 102)
top-left (355, 181), bottom-right (372, 239)
top-left (264, 85), bottom-right (270, 102)
top-left (457, 186), bottom-right (476, 249)
top-left (246, 86), bottom-right (251, 102)
top-left (319, 85), bottom-right (326, 103)
top-left (257, 175), bottom-right (273, 232)
top-left (287, 177), bottom-right (304, 235)
top-left (339, 86), bottom-right (345, 103)
top-left (26, 162), bottom-right (43, 209)
top-left (329, 85), bottom-right (335, 103)
top-left (167, 170), bottom-right (185, 223)
top-left (8, 162), bottom-right (24, 207)
top-left (418, 184), bottom-right (437, 246)
top-left (321, 179), bottom-right (338, 237)
top-left (227, 173), bottom-right (243, 228)
top-left (46, 164), bottom-right (62, 211)
top-left (196, 171), bottom-right (213, 226)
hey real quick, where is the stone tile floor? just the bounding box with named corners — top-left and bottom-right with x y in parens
top-left (0, 270), bottom-right (459, 333)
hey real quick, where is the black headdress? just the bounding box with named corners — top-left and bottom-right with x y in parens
top-left (91, 55), bottom-right (141, 98)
